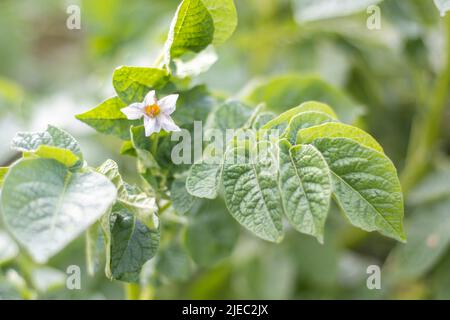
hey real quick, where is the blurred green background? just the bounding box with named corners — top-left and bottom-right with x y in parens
top-left (1, 0), bottom-right (450, 299)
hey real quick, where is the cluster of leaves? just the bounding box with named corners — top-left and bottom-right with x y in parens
top-left (0, 0), bottom-right (412, 293)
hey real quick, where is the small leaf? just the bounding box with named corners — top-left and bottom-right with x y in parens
top-left (165, 0), bottom-right (215, 61)
top-left (297, 122), bottom-right (384, 153)
top-left (186, 198), bottom-right (239, 267)
top-left (312, 138), bottom-right (405, 242)
top-left (201, 0), bottom-right (238, 45)
top-left (223, 143), bottom-right (284, 243)
top-left (11, 125), bottom-right (83, 166)
top-left (283, 111), bottom-right (336, 144)
top-left (76, 96), bottom-right (138, 140)
top-left (186, 155), bottom-right (223, 199)
top-left (278, 139), bottom-right (332, 243)
top-left (109, 204), bottom-right (160, 283)
top-left (1, 158), bottom-right (117, 263)
top-left (112, 66), bottom-right (169, 104)
top-left (171, 175), bottom-right (196, 214)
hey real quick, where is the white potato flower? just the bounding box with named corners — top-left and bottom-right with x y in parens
top-left (121, 90), bottom-right (181, 136)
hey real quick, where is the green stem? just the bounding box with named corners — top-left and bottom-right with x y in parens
top-left (401, 15), bottom-right (450, 195)
top-left (124, 283), bottom-right (141, 300)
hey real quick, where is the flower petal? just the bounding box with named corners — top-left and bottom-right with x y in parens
top-left (158, 94), bottom-right (179, 115)
top-left (143, 90), bottom-right (157, 106)
top-left (121, 103), bottom-right (144, 120)
top-left (159, 114), bottom-right (181, 132)
top-left (144, 116), bottom-right (161, 137)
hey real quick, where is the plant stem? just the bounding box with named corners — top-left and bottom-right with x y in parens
top-left (401, 15), bottom-right (450, 195)
top-left (124, 283), bottom-right (141, 300)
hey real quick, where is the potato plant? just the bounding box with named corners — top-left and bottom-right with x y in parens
top-left (0, 0), bottom-right (449, 300)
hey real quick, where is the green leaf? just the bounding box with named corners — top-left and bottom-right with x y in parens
top-left (98, 159), bottom-right (158, 226)
top-left (186, 198), bottom-right (239, 267)
top-left (165, 0), bottom-right (215, 61)
top-left (278, 139), bottom-right (332, 243)
top-left (11, 125), bottom-right (83, 166)
top-left (312, 138), bottom-right (405, 242)
top-left (76, 96), bottom-right (138, 140)
top-left (385, 198), bottom-right (450, 282)
top-left (223, 143), bottom-right (284, 243)
top-left (112, 66), bottom-right (169, 104)
top-left (186, 155), bottom-right (223, 199)
top-left (261, 101), bottom-right (338, 133)
top-left (171, 175), bottom-right (195, 214)
top-left (0, 231), bottom-right (19, 265)
top-left (0, 158), bottom-right (117, 263)
top-left (205, 101), bottom-right (254, 137)
top-left (0, 167), bottom-right (8, 188)
top-left (296, 122), bottom-right (384, 153)
top-left (292, 0), bottom-right (383, 23)
top-left (247, 75), bottom-right (364, 123)
top-left (174, 46), bottom-right (218, 78)
top-left (109, 204), bottom-right (160, 283)
top-left (156, 244), bottom-right (193, 282)
top-left (201, 0), bottom-right (238, 45)
top-left (434, 0), bottom-right (450, 16)
top-left (283, 111), bottom-right (336, 144)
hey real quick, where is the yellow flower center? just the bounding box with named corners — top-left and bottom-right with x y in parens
top-left (144, 104), bottom-right (160, 118)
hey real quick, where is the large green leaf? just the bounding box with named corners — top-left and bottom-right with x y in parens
top-left (312, 138), bottom-right (405, 242)
top-left (223, 144), bottom-right (284, 243)
top-left (186, 154), bottom-right (223, 199)
top-left (1, 158), bottom-right (117, 263)
top-left (292, 0), bottom-right (383, 23)
top-left (283, 111), bottom-right (336, 144)
top-left (201, 0), bottom-right (237, 45)
top-left (109, 204), bottom-right (160, 283)
top-left (278, 139), bottom-right (332, 243)
top-left (112, 66), bottom-right (169, 104)
top-left (247, 75), bottom-right (364, 123)
top-left (11, 125), bottom-right (83, 167)
top-left (186, 198), bottom-right (239, 267)
top-left (204, 101), bottom-right (254, 138)
top-left (76, 96), bottom-right (138, 140)
top-left (296, 122), bottom-right (384, 153)
top-left (165, 0), bottom-right (215, 61)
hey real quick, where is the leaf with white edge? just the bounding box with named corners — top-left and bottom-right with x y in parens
top-left (109, 204), bottom-right (160, 283)
top-left (1, 158), bottom-right (117, 263)
top-left (201, 0), bottom-right (238, 45)
top-left (98, 159), bottom-right (158, 226)
top-left (0, 231), bottom-right (19, 265)
top-left (33, 145), bottom-right (80, 168)
top-left (292, 0), bottom-right (383, 23)
top-left (11, 125), bottom-right (83, 166)
top-left (262, 101), bottom-right (338, 132)
top-left (434, 0), bottom-right (450, 16)
top-left (165, 0), bottom-right (215, 62)
top-left (223, 144), bottom-right (284, 243)
top-left (384, 198), bottom-right (450, 282)
top-left (297, 122), bottom-right (384, 153)
top-left (171, 175), bottom-right (196, 214)
top-left (76, 96), bottom-right (138, 140)
top-left (112, 66), bottom-right (169, 104)
top-left (186, 198), bottom-right (239, 267)
top-left (247, 75), bottom-right (364, 123)
top-left (278, 139), bottom-right (332, 243)
top-left (283, 111), bottom-right (336, 144)
top-left (186, 154), bottom-right (223, 199)
top-left (174, 46), bottom-right (218, 78)
top-left (312, 138), bottom-right (405, 242)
